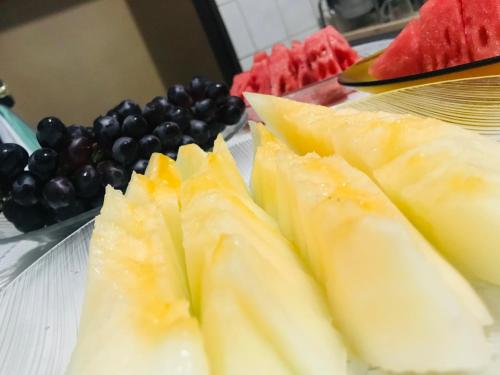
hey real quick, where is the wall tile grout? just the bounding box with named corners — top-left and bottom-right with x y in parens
top-left (234, 0), bottom-right (257, 53)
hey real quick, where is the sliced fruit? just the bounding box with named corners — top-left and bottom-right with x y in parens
top-left (369, 0), bottom-right (498, 79)
top-left (461, 0), bottom-right (500, 60)
top-left (323, 26), bottom-right (359, 70)
top-left (419, 0), bottom-right (470, 71)
top-left (245, 93), bottom-right (336, 155)
top-left (125, 172), bottom-right (188, 298)
top-left (145, 152), bottom-right (181, 190)
top-left (179, 138), bottom-right (347, 375)
top-left (229, 71), bottom-right (251, 98)
top-left (269, 44), bottom-right (299, 96)
top-left (247, 93), bottom-right (500, 286)
top-left (248, 55), bottom-right (272, 95)
top-left (176, 143), bottom-right (208, 182)
top-left (202, 235), bottom-right (346, 375)
top-left (304, 30), bottom-right (342, 80)
top-left (66, 186), bottom-right (209, 375)
top-left (252, 125), bottom-right (491, 373)
top-left (178, 139), bottom-right (291, 313)
top-left (290, 41), bottom-right (318, 88)
top-left (177, 135), bottom-right (249, 208)
top-left (370, 19), bottom-right (423, 79)
top-left (375, 139), bottom-right (500, 285)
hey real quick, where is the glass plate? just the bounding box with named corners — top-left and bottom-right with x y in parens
top-left (338, 49), bottom-right (500, 94)
top-left (0, 112), bottom-right (248, 290)
top-left (0, 135), bottom-right (499, 375)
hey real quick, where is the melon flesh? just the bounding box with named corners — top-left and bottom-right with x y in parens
top-left (179, 139), bottom-right (347, 375)
top-left (370, 19), bottom-right (423, 79)
top-left (461, 0), bottom-right (500, 60)
top-left (247, 93), bottom-right (500, 286)
top-left (66, 183), bottom-right (209, 375)
top-left (251, 125), bottom-right (491, 373)
top-left (419, 0), bottom-right (470, 71)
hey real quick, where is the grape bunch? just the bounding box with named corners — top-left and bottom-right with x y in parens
top-left (0, 76), bottom-right (245, 233)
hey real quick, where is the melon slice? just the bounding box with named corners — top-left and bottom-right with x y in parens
top-left (461, 0), bottom-right (500, 60)
top-left (66, 184), bottom-right (209, 375)
top-left (179, 138), bottom-right (347, 375)
top-left (247, 93), bottom-right (500, 286)
top-left (419, 0), bottom-right (470, 71)
top-left (269, 44), bottom-right (299, 96)
top-left (370, 19), bottom-right (423, 79)
top-left (251, 124), bottom-right (491, 373)
top-left (375, 139), bottom-right (500, 286)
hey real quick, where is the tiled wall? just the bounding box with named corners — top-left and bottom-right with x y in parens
top-left (216, 0), bottom-right (321, 70)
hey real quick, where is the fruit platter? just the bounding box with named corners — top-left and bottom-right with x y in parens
top-left (2, 0), bottom-right (500, 372)
top-left (0, 93), bottom-right (499, 375)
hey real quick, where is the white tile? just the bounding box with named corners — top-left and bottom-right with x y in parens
top-left (289, 25), bottom-right (319, 43)
top-left (237, 0), bottom-right (288, 50)
top-left (219, 2), bottom-right (256, 58)
top-left (309, 0), bottom-right (331, 22)
top-left (309, 0), bottom-right (321, 18)
top-left (215, 0), bottom-right (233, 5)
top-left (239, 55), bottom-right (254, 71)
top-left (276, 0), bottom-right (318, 35)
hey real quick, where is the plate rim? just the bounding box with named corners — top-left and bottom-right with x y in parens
top-left (339, 51), bottom-right (500, 87)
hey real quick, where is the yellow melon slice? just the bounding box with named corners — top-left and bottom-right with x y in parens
top-left (66, 185), bottom-right (209, 375)
top-left (247, 93), bottom-right (500, 286)
top-left (252, 125), bottom-right (492, 373)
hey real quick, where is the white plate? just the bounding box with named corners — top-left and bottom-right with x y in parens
top-left (0, 135), bottom-right (499, 375)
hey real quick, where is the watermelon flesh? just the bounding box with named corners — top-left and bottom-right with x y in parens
top-left (230, 71), bottom-right (251, 97)
top-left (290, 41), bottom-right (318, 88)
top-left (370, 20), bottom-right (423, 79)
top-left (248, 58), bottom-right (271, 95)
top-left (461, 0), bottom-right (500, 60)
top-left (419, 0), bottom-right (470, 72)
top-left (230, 26), bottom-right (357, 99)
top-left (269, 44), bottom-right (299, 96)
top-left (323, 26), bottom-right (359, 70)
top-left (371, 0), bottom-right (500, 80)
top-left (253, 51), bottom-right (269, 64)
top-left (304, 31), bottom-right (342, 80)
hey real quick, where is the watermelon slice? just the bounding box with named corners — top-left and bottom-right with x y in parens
top-left (304, 31), bottom-right (342, 80)
top-left (268, 44), bottom-right (299, 96)
top-left (370, 20), bottom-right (423, 79)
top-left (290, 41), bottom-right (318, 88)
top-left (322, 26), bottom-right (359, 70)
top-left (253, 51), bottom-right (269, 64)
top-left (419, 0), bottom-right (470, 72)
top-left (247, 57), bottom-right (271, 95)
top-left (230, 71), bottom-right (251, 98)
top-left (461, 0), bottom-right (500, 60)
top-left (231, 26), bottom-right (357, 97)
top-left (371, 0), bottom-right (500, 80)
